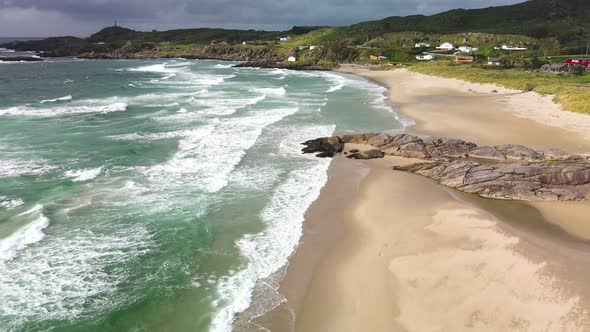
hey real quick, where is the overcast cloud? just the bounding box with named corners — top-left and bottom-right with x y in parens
top-left (0, 0), bottom-right (522, 37)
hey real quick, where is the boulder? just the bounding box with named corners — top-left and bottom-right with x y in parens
top-left (346, 149), bottom-right (385, 160)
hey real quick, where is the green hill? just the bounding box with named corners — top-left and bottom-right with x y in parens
top-left (325, 0), bottom-right (590, 52)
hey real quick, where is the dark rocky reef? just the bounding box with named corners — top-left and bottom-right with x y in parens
top-left (302, 133), bottom-right (590, 201)
top-left (0, 56), bottom-right (43, 62)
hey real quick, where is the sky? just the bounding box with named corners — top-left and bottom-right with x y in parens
top-left (0, 0), bottom-right (524, 37)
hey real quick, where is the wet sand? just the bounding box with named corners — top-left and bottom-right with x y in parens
top-left (249, 66), bottom-right (590, 331)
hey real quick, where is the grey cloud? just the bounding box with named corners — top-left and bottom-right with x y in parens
top-left (0, 0), bottom-right (523, 37)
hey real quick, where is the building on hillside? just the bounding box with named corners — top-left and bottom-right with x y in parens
top-left (242, 41), bottom-right (257, 45)
top-left (415, 42), bottom-right (430, 48)
top-left (540, 63), bottom-right (568, 73)
top-left (458, 46), bottom-right (478, 53)
top-left (416, 54), bottom-right (433, 61)
top-left (377, 55), bottom-right (388, 60)
top-left (455, 55), bottom-right (474, 63)
top-left (487, 57), bottom-right (503, 66)
top-left (280, 36), bottom-right (291, 41)
top-left (497, 45), bottom-right (527, 51)
top-left (564, 58), bottom-right (590, 68)
top-left (369, 55), bottom-right (379, 61)
top-left (416, 54), bottom-right (434, 61)
top-left (210, 40), bottom-right (219, 46)
top-left (436, 42), bottom-right (454, 51)
top-left (287, 56), bottom-right (297, 62)
top-left (298, 45), bottom-right (310, 50)
top-left (309, 45), bottom-right (317, 50)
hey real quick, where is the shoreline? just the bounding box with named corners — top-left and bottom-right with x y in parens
top-left (252, 65), bottom-right (590, 331)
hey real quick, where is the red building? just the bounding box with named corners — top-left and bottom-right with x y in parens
top-left (564, 58), bottom-right (590, 67)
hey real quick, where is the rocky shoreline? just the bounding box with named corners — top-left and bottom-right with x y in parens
top-left (0, 56), bottom-right (43, 62)
top-left (302, 133), bottom-right (590, 201)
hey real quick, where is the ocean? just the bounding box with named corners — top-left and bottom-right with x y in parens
top-left (0, 58), bottom-right (407, 331)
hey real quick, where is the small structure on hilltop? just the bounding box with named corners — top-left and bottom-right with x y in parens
top-left (564, 58), bottom-right (590, 68)
top-left (540, 63), bottom-right (568, 73)
top-left (496, 44), bottom-right (527, 51)
top-left (487, 57), bottom-right (503, 66)
top-left (242, 40), bottom-right (257, 45)
top-left (287, 56), bottom-right (297, 62)
top-left (436, 42), bottom-right (454, 51)
top-left (455, 55), bottom-right (474, 63)
top-left (279, 36), bottom-right (291, 42)
top-left (415, 42), bottom-right (430, 48)
top-left (416, 54), bottom-right (434, 61)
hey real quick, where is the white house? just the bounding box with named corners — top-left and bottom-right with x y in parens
top-left (279, 36), bottom-right (291, 42)
top-left (457, 46), bottom-right (478, 53)
top-left (416, 54), bottom-right (434, 61)
top-left (298, 45), bottom-right (310, 51)
top-left (415, 42), bottom-right (430, 48)
top-left (309, 45), bottom-right (317, 50)
top-left (436, 42), bottom-right (454, 50)
top-left (287, 56), bottom-right (297, 62)
top-left (500, 44), bottom-right (527, 51)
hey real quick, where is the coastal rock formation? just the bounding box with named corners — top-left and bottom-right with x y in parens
top-left (302, 133), bottom-right (590, 201)
top-left (0, 56), bottom-right (43, 62)
top-left (346, 149), bottom-right (385, 160)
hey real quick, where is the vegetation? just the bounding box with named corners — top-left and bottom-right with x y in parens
top-left (1, 0), bottom-right (588, 114)
top-left (409, 61), bottom-right (590, 114)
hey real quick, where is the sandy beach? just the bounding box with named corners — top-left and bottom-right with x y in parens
top-left (250, 66), bottom-right (590, 331)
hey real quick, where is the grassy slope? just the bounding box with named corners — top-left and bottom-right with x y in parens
top-left (329, 0), bottom-right (590, 51)
top-left (409, 61), bottom-right (590, 114)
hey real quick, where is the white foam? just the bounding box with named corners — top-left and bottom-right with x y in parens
top-left (213, 159), bottom-right (332, 331)
top-left (0, 196), bottom-right (24, 209)
top-left (127, 63), bottom-right (173, 73)
top-left (250, 87), bottom-right (286, 97)
top-left (0, 102), bottom-right (128, 118)
top-left (0, 223), bottom-right (153, 329)
top-left (64, 167), bottom-right (102, 182)
top-left (214, 63), bottom-right (235, 69)
top-left (209, 122), bottom-right (335, 331)
top-left (0, 205), bottom-right (50, 263)
top-left (326, 83), bottom-right (344, 93)
top-left (148, 107), bottom-right (298, 194)
top-left (40, 95), bottom-right (73, 104)
top-left (0, 158), bottom-right (56, 178)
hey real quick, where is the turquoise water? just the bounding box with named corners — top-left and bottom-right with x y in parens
top-left (0, 58), bottom-right (405, 331)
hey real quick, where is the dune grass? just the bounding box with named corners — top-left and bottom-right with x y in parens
top-left (409, 61), bottom-right (590, 114)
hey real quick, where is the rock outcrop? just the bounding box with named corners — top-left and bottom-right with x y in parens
top-left (301, 133), bottom-right (590, 201)
top-left (0, 56), bottom-right (43, 62)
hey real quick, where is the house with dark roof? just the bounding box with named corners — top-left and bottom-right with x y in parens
top-left (540, 63), bottom-right (568, 73)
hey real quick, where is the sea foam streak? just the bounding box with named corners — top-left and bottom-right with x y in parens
top-left (64, 167), bottom-right (102, 182)
top-left (40, 95), bottom-right (73, 103)
top-left (0, 102), bottom-right (128, 118)
top-left (0, 223), bottom-right (153, 330)
top-left (0, 205), bottom-right (50, 263)
top-left (0, 196), bottom-right (24, 209)
top-left (210, 125), bottom-right (335, 332)
top-left (148, 108), bottom-right (299, 194)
